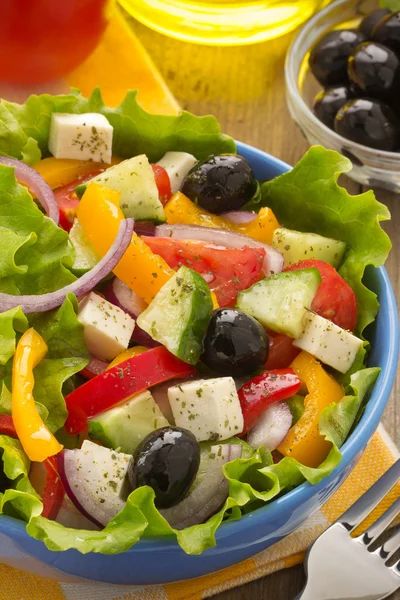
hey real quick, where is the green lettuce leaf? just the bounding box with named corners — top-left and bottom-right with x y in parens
top-left (0, 362), bottom-right (377, 556)
top-left (0, 102), bottom-right (41, 164)
top-left (244, 146), bottom-right (391, 337)
top-left (0, 166), bottom-right (75, 296)
top-left (2, 88), bottom-right (235, 165)
top-left (0, 307), bottom-right (28, 365)
top-left (0, 295), bottom-right (89, 433)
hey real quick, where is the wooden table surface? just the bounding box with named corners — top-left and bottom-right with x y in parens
top-left (130, 18), bottom-right (400, 599)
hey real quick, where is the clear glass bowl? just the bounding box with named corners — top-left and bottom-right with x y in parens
top-left (285, 0), bottom-right (400, 192)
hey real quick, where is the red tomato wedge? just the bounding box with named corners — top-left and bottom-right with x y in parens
top-left (65, 346), bottom-right (195, 434)
top-left (54, 171), bottom-right (103, 232)
top-left (264, 334), bottom-right (300, 370)
top-left (151, 164), bottom-right (172, 205)
top-left (142, 237), bottom-right (265, 307)
top-left (0, 414), bottom-right (18, 438)
top-left (285, 259), bottom-right (357, 331)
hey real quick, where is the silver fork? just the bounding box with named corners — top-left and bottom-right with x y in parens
top-left (295, 459), bottom-right (400, 600)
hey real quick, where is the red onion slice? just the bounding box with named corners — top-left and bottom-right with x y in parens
top-left (81, 356), bottom-right (109, 380)
top-left (222, 211), bottom-right (257, 224)
top-left (104, 277), bottom-right (147, 318)
top-left (134, 221), bottom-right (156, 237)
top-left (103, 277), bottom-right (159, 348)
top-left (0, 218), bottom-right (134, 314)
top-left (247, 401), bottom-right (292, 451)
top-left (0, 156), bottom-right (59, 225)
top-left (155, 223), bottom-right (284, 277)
top-left (160, 443), bottom-right (242, 529)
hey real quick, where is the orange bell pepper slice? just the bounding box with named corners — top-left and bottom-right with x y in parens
top-left (164, 192), bottom-right (280, 245)
top-left (12, 328), bottom-right (63, 462)
top-left (278, 351), bottom-right (344, 468)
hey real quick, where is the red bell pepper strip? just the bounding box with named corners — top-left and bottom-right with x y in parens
top-left (41, 456), bottom-right (65, 520)
top-left (0, 414), bottom-right (18, 438)
top-left (65, 346), bottom-right (196, 434)
top-left (238, 369), bottom-right (301, 434)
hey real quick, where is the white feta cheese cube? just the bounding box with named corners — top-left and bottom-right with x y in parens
top-left (168, 377), bottom-right (244, 442)
top-left (157, 151), bottom-right (198, 194)
top-left (77, 292), bottom-right (135, 361)
top-left (48, 113), bottom-right (113, 163)
top-left (293, 310), bottom-right (363, 374)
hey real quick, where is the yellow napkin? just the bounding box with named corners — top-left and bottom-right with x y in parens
top-left (0, 8), bottom-right (398, 599)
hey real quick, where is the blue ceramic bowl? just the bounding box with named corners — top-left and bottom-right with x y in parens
top-left (0, 142), bottom-right (398, 585)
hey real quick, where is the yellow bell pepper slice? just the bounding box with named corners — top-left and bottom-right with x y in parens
top-left (12, 328), bottom-right (63, 462)
top-left (77, 183), bottom-right (174, 304)
top-left (278, 351), bottom-right (344, 468)
top-left (164, 192), bottom-right (279, 245)
top-left (107, 346), bottom-right (148, 370)
top-left (33, 157), bottom-right (120, 190)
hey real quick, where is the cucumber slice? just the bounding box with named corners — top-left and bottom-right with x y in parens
top-left (88, 390), bottom-right (169, 454)
top-left (76, 155), bottom-right (165, 222)
top-left (137, 266), bottom-right (213, 365)
top-left (236, 268), bottom-right (321, 339)
top-left (69, 219), bottom-right (99, 275)
top-left (272, 228), bottom-right (346, 268)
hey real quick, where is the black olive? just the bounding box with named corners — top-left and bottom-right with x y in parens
top-left (181, 154), bottom-right (257, 214)
top-left (334, 97), bottom-right (400, 150)
top-left (348, 42), bottom-right (400, 102)
top-left (128, 427), bottom-right (200, 508)
top-left (313, 85), bottom-right (354, 129)
top-left (359, 8), bottom-right (390, 38)
top-left (372, 11), bottom-right (400, 53)
top-left (309, 29), bottom-right (366, 86)
top-left (201, 308), bottom-right (268, 377)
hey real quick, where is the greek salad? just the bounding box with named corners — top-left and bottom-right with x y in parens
top-left (0, 89), bottom-right (391, 555)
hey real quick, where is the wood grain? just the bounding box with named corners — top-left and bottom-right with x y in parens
top-left (130, 16), bottom-right (399, 598)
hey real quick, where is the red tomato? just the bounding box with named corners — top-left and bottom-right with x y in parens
top-left (54, 171), bottom-right (103, 232)
top-left (151, 164), bottom-right (172, 205)
top-left (0, 0), bottom-right (110, 84)
top-left (285, 259), bottom-right (357, 331)
top-left (264, 334), bottom-right (300, 370)
top-left (142, 237), bottom-right (266, 307)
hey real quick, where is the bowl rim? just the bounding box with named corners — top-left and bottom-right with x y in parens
top-left (285, 0), bottom-right (400, 164)
top-left (0, 141), bottom-right (398, 553)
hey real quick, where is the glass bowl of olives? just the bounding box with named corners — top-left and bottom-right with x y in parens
top-left (285, 0), bottom-right (400, 192)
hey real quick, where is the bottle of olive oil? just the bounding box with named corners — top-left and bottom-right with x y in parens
top-left (119, 0), bottom-right (329, 45)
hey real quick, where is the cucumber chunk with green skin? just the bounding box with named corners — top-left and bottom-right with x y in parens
top-left (75, 155), bottom-right (166, 222)
top-left (236, 268), bottom-right (321, 339)
top-left (272, 228), bottom-right (347, 269)
top-left (137, 266), bottom-right (213, 365)
top-left (87, 390), bottom-right (170, 455)
top-left (69, 219), bottom-right (99, 275)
